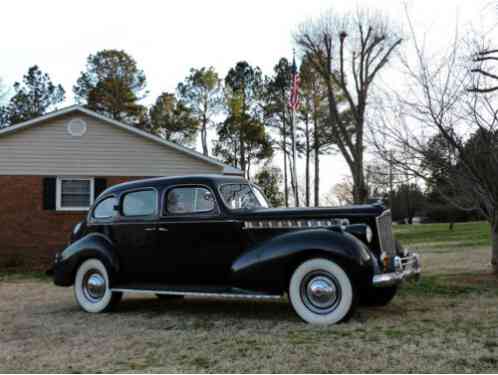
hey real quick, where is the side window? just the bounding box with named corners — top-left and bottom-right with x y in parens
top-left (93, 197), bottom-right (118, 219)
top-left (122, 190), bottom-right (156, 217)
top-left (166, 187), bottom-right (216, 215)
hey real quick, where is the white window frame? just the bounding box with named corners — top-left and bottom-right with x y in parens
top-left (56, 177), bottom-right (95, 211)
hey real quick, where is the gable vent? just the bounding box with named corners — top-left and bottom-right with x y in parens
top-left (67, 118), bottom-right (87, 136)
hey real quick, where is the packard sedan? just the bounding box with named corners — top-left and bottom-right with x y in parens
top-left (52, 175), bottom-right (420, 324)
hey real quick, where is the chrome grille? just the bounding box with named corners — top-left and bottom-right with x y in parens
top-left (376, 210), bottom-right (396, 256)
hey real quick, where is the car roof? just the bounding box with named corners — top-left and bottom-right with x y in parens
top-left (102, 174), bottom-right (248, 196)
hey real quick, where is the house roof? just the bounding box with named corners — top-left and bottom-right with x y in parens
top-left (0, 105), bottom-right (242, 175)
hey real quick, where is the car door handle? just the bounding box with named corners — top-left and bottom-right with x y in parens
top-left (158, 227), bottom-right (169, 232)
top-left (144, 227), bottom-right (156, 231)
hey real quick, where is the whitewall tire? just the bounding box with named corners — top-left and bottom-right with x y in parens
top-left (289, 258), bottom-right (356, 325)
top-left (74, 258), bottom-right (122, 313)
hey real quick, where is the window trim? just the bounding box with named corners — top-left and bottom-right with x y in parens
top-left (56, 177), bottom-right (95, 212)
top-left (162, 184), bottom-right (220, 218)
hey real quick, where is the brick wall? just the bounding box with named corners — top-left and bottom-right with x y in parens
top-left (0, 175), bottom-right (144, 272)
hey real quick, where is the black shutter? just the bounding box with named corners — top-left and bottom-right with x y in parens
top-left (94, 178), bottom-right (107, 199)
top-left (43, 177), bottom-right (56, 210)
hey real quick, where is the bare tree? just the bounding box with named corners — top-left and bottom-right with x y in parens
top-left (295, 9), bottom-right (402, 203)
top-left (371, 8), bottom-right (498, 273)
top-left (333, 177), bottom-right (354, 206)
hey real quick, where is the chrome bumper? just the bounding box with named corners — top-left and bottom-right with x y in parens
top-left (372, 252), bottom-right (421, 287)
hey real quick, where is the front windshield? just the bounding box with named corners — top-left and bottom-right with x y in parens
top-left (219, 184), bottom-right (270, 210)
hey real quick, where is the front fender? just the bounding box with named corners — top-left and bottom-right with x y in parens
top-left (231, 229), bottom-right (373, 292)
top-left (53, 233), bottom-right (119, 286)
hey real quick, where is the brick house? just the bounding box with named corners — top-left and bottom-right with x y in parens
top-left (0, 105), bottom-right (241, 271)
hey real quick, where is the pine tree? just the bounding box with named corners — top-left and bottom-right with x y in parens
top-left (73, 50), bottom-right (147, 124)
top-left (177, 67), bottom-right (222, 156)
top-left (0, 66), bottom-right (64, 127)
top-left (149, 93), bottom-right (199, 146)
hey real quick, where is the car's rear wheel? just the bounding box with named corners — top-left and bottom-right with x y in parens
top-left (74, 259), bottom-right (122, 313)
top-left (289, 258), bottom-right (356, 325)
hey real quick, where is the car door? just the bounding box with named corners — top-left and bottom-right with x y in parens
top-left (157, 185), bottom-right (243, 285)
top-left (111, 188), bottom-right (160, 282)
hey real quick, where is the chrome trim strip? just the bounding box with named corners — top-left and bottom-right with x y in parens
top-left (110, 288), bottom-right (283, 300)
top-left (243, 219), bottom-right (346, 230)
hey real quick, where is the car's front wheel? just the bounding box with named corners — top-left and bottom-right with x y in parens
top-left (289, 258), bottom-right (356, 325)
top-left (74, 258), bottom-right (122, 313)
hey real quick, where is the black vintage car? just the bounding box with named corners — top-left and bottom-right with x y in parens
top-left (52, 175), bottom-right (420, 324)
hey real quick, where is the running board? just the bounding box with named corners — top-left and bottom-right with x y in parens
top-left (111, 284), bottom-right (283, 301)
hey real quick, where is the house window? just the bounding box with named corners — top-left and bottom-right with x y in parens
top-left (56, 177), bottom-right (95, 211)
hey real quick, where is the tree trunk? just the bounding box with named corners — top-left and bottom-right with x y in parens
top-left (305, 117), bottom-right (310, 207)
top-left (491, 220), bottom-right (498, 274)
top-left (239, 120), bottom-right (246, 178)
top-left (313, 111), bottom-right (320, 207)
top-left (201, 114), bottom-right (208, 156)
top-left (314, 150), bottom-right (320, 207)
top-left (352, 165), bottom-right (368, 204)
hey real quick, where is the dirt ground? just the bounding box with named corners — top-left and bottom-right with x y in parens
top-left (1, 247), bottom-right (498, 373)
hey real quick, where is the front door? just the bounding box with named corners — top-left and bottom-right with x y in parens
top-left (111, 188), bottom-right (160, 282)
top-left (157, 185), bottom-right (243, 285)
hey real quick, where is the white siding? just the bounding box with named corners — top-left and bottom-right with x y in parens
top-left (0, 113), bottom-right (222, 176)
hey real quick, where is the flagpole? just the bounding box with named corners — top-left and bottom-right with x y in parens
top-left (290, 49), bottom-right (299, 207)
top-left (290, 97), bottom-right (298, 207)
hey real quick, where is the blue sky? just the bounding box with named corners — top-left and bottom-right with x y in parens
top-left (1, 0), bottom-right (493, 200)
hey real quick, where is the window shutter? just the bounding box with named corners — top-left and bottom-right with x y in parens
top-left (94, 178), bottom-right (107, 199)
top-left (43, 177), bottom-right (56, 210)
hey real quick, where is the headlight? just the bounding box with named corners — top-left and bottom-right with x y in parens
top-left (365, 225), bottom-right (373, 243)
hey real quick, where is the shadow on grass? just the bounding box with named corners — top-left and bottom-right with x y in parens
top-left (116, 295), bottom-right (297, 323)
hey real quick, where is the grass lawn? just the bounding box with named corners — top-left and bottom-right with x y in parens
top-left (1, 222), bottom-right (498, 373)
top-left (394, 221), bottom-right (491, 249)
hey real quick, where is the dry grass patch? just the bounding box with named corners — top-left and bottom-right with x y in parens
top-left (1, 244), bottom-right (498, 372)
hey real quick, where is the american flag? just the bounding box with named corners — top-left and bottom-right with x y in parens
top-left (288, 57), bottom-right (300, 111)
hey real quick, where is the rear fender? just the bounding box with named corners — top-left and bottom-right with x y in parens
top-left (231, 229), bottom-right (372, 292)
top-left (54, 233), bottom-right (119, 286)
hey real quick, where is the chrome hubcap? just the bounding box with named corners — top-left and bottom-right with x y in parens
top-left (307, 276), bottom-right (337, 308)
top-left (300, 271), bottom-right (341, 314)
top-left (83, 271), bottom-right (106, 302)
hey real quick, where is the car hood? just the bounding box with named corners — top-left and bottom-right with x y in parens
top-left (234, 204), bottom-right (385, 221)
